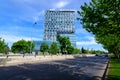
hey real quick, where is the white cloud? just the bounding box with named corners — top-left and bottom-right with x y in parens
top-left (0, 34), bottom-right (41, 43)
top-left (76, 36), bottom-right (97, 45)
top-left (33, 10), bottom-right (45, 22)
top-left (18, 10), bottom-right (44, 23)
top-left (53, 1), bottom-right (69, 8)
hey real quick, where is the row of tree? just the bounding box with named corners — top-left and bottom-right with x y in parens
top-left (0, 37), bottom-right (105, 55)
top-left (40, 42), bottom-right (82, 55)
top-left (81, 47), bottom-right (106, 54)
top-left (39, 35), bottom-right (105, 55)
top-left (40, 35), bottom-right (81, 55)
top-left (0, 38), bottom-right (34, 54)
top-left (77, 0), bottom-right (120, 58)
top-left (40, 42), bottom-right (105, 55)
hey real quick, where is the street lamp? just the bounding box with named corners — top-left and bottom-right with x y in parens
top-left (30, 22), bottom-right (37, 54)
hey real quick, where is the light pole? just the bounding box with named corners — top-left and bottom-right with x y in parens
top-left (30, 22), bottom-right (37, 54)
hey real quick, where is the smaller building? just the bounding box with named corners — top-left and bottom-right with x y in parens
top-left (60, 33), bottom-right (76, 47)
top-left (33, 40), bottom-right (58, 51)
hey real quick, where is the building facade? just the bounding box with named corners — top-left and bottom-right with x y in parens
top-left (43, 10), bottom-right (76, 47)
top-left (33, 40), bottom-right (56, 51)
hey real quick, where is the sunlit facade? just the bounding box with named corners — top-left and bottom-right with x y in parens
top-left (43, 10), bottom-right (76, 47)
top-left (33, 40), bottom-right (56, 51)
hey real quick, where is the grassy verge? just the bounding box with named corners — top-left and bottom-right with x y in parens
top-left (107, 57), bottom-right (120, 80)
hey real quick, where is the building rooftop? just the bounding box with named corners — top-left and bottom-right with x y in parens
top-left (47, 9), bottom-right (75, 12)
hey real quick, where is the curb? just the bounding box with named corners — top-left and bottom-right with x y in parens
top-left (102, 59), bottom-right (110, 80)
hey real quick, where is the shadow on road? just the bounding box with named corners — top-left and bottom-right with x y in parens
top-left (0, 58), bottom-right (11, 65)
top-left (0, 56), bottom-right (108, 80)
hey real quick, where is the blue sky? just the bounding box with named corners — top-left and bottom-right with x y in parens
top-left (0, 0), bottom-right (105, 51)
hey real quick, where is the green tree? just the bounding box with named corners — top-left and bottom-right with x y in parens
top-left (77, 0), bottom-right (120, 58)
top-left (27, 41), bottom-right (34, 53)
top-left (4, 44), bottom-right (10, 54)
top-left (95, 50), bottom-right (104, 54)
top-left (40, 42), bottom-right (49, 55)
top-left (81, 47), bottom-right (86, 53)
top-left (74, 48), bottom-right (81, 54)
top-left (0, 38), bottom-right (9, 53)
top-left (57, 35), bottom-right (72, 54)
top-left (85, 49), bottom-right (90, 54)
top-left (49, 42), bottom-right (58, 55)
top-left (67, 46), bottom-right (74, 54)
top-left (0, 38), bottom-right (5, 53)
top-left (90, 49), bottom-right (96, 54)
top-left (11, 40), bottom-right (34, 53)
top-left (57, 35), bottom-right (64, 54)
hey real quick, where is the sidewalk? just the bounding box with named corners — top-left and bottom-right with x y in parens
top-left (0, 55), bottom-right (74, 66)
top-left (0, 54), bottom-right (96, 67)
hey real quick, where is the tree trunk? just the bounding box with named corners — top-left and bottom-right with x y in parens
top-left (117, 53), bottom-right (120, 59)
top-left (43, 52), bottom-right (45, 57)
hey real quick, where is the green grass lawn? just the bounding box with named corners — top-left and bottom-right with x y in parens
top-left (107, 57), bottom-right (120, 80)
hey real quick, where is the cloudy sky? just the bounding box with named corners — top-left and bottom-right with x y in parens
top-left (0, 0), bottom-right (105, 51)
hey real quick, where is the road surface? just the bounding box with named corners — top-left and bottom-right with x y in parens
top-left (0, 56), bottom-right (108, 80)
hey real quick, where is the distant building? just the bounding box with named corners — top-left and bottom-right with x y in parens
top-left (44, 10), bottom-right (76, 46)
top-left (33, 40), bottom-right (56, 52)
top-left (33, 10), bottom-right (76, 51)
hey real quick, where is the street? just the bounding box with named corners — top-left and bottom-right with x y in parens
top-left (0, 56), bottom-right (108, 80)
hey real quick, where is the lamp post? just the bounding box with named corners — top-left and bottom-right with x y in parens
top-left (30, 22), bottom-right (37, 54)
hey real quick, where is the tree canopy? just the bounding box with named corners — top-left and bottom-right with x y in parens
top-left (67, 45), bottom-right (74, 54)
top-left (40, 42), bottom-right (49, 55)
top-left (77, 0), bottom-right (120, 58)
top-left (0, 38), bottom-right (9, 53)
top-left (81, 47), bottom-right (86, 54)
top-left (57, 35), bottom-right (73, 54)
top-left (74, 48), bottom-right (81, 54)
top-left (11, 39), bottom-right (34, 53)
top-left (49, 42), bottom-right (58, 54)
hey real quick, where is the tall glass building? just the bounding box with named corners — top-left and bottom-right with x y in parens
top-left (43, 10), bottom-right (76, 47)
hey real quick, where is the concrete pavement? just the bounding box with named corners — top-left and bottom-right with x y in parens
top-left (0, 56), bottom-right (109, 80)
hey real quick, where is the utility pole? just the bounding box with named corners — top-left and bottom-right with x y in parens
top-left (30, 22), bottom-right (37, 54)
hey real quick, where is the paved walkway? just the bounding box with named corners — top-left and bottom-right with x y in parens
top-left (0, 56), bottom-right (108, 80)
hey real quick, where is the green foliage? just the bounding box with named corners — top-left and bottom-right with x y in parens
top-left (81, 47), bottom-right (91, 54)
top-left (67, 46), bottom-right (74, 54)
top-left (74, 48), bottom-right (81, 54)
top-left (0, 38), bottom-right (9, 53)
top-left (85, 49), bottom-right (90, 54)
top-left (81, 47), bottom-right (86, 53)
top-left (4, 44), bottom-right (10, 53)
top-left (40, 42), bottom-right (49, 55)
top-left (91, 50), bottom-right (96, 54)
top-left (57, 35), bottom-right (73, 54)
top-left (49, 42), bottom-right (58, 54)
top-left (11, 39), bottom-right (34, 53)
top-left (107, 58), bottom-right (120, 80)
top-left (27, 41), bottom-right (34, 53)
top-left (94, 50), bottom-right (105, 54)
top-left (77, 0), bottom-right (120, 58)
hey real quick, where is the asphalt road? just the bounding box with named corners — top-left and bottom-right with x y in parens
top-left (0, 56), bottom-right (109, 80)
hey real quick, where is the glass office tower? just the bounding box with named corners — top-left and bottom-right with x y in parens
top-left (44, 10), bottom-right (76, 47)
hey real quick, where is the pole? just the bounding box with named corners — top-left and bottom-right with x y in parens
top-left (30, 38), bottom-right (32, 54)
top-left (30, 22), bottom-right (37, 54)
